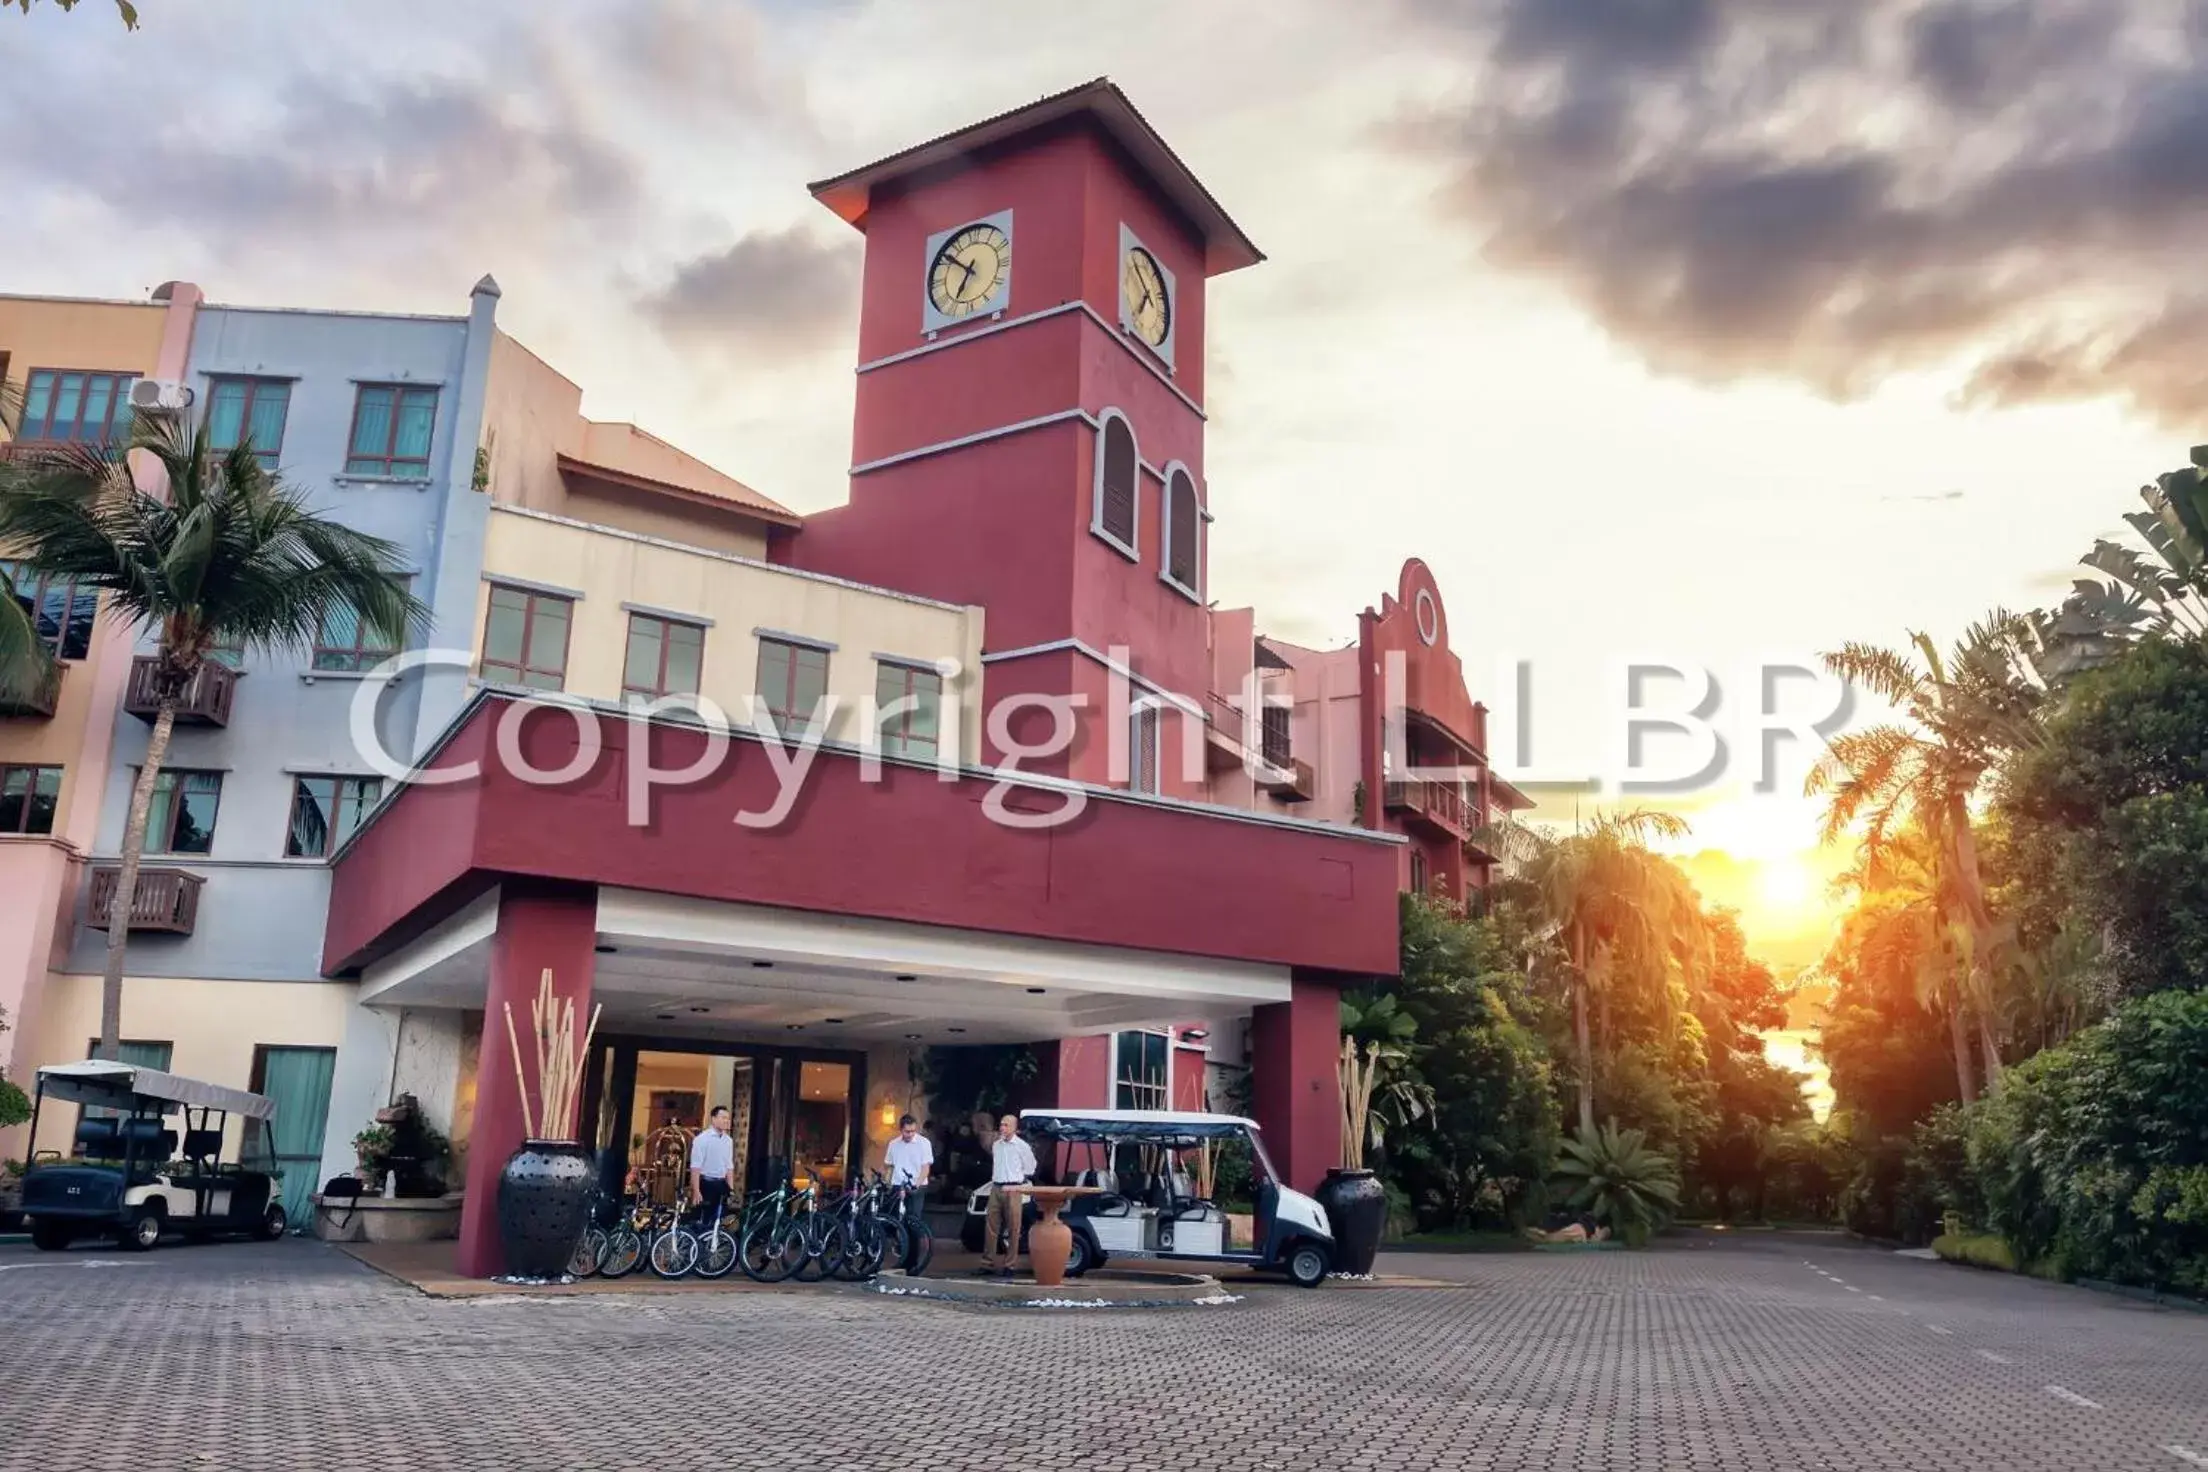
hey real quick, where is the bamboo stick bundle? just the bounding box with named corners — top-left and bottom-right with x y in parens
top-left (501, 969), bottom-right (604, 1142)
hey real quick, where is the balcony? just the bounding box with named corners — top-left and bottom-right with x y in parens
top-left (1257, 755), bottom-right (1316, 803)
top-left (86, 865), bottom-right (205, 935)
top-left (124, 656), bottom-right (237, 728)
top-left (1386, 778), bottom-right (1471, 839)
top-left (0, 662), bottom-right (63, 719)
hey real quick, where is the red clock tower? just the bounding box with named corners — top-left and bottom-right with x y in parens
top-left (781, 80), bottom-right (1265, 789)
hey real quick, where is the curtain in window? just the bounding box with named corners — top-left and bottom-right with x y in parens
top-left (207, 380), bottom-right (247, 448)
top-left (247, 383), bottom-right (289, 459)
top-left (350, 389), bottom-right (393, 460)
top-left (254, 1047), bottom-right (336, 1230)
top-left (393, 389), bottom-right (435, 461)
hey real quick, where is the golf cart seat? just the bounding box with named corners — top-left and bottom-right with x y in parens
top-left (120, 1118), bottom-right (179, 1161)
top-left (1066, 1169), bottom-right (1133, 1218)
top-left (74, 1116), bottom-right (121, 1157)
top-left (182, 1128), bottom-right (224, 1162)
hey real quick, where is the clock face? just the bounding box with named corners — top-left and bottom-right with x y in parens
top-left (928, 222), bottom-right (1010, 319)
top-left (1121, 246), bottom-right (1171, 347)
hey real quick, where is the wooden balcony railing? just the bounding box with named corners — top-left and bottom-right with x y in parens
top-left (0, 661), bottom-right (63, 719)
top-left (86, 865), bottom-right (205, 935)
top-left (1256, 755), bottom-right (1316, 803)
top-left (124, 656), bottom-right (237, 727)
top-left (1386, 777), bottom-right (1471, 838)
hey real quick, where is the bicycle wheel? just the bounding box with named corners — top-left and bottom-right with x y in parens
top-left (876, 1218), bottom-right (911, 1274)
top-left (795, 1216), bottom-right (841, 1282)
top-left (834, 1219), bottom-right (883, 1281)
top-left (741, 1219), bottom-right (802, 1283)
top-left (905, 1218), bottom-right (935, 1277)
top-left (650, 1225), bottom-right (701, 1279)
top-left (696, 1226), bottom-right (740, 1279)
top-left (600, 1225), bottom-right (645, 1279)
top-left (567, 1225), bottom-right (609, 1279)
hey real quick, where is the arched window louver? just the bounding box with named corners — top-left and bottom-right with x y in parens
top-left (1165, 468), bottom-right (1199, 593)
top-left (1097, 415), bottom-right (1137, 551)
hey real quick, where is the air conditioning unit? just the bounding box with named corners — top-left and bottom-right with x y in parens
top-left (128, 379), bottom-right (195, 412)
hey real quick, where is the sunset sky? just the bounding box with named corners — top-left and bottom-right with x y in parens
top-left (3, 0), bottom-right (2192, 965)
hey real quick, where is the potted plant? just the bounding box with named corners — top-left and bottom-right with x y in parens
top-left (352, 1123), bottom-right (395, 1187)
top-left (1321, 995), bottom-right (1433, 1275)
top-left (494, 969), bottom-right (602, 1280)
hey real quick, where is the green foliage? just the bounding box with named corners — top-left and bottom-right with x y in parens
top-left (1552, 1121), bottom-right (1681, 1247)
top-left (2001, 637), bottom-right (2208, 997)
top-left (1931, 1231), bottom-right (2022, 1274)
top-left (4, 0), bottom-right (138, 25)
top-left (919, 1043), bottom-right (1038, 1119)
top-left (0, 1004), bottom-right (29, 1129)
top-left (1379, 895), bottom-right (1561, 1231)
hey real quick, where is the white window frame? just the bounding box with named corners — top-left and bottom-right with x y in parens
top-left (1090, 407), bottom-right (1140, 562)
top-left (1157, 459), bottom-right (1204, 603)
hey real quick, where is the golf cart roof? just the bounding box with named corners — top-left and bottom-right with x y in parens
top-left (1021, 1109), bottom-right (1260, 1145)
top-left (35, 1061), bottom-right (275, 1120)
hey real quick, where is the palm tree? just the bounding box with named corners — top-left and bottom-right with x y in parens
top-left (1552, 1121), bottom-right (1681, 1247)
top-left (0, 382), bottom-right (56, 704)
top-left (1827, 826), bottom-right (1977, 1103)
top-left (1483, 809), bottom-right (1698, 1135)
top-left (1809, 615), bottom-right (2048, 1096)
top-left (0, 416), bottom-right (424, 1058)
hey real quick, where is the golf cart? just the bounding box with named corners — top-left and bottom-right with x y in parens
top-left (19, 1061), bottom-right (288, 1252)
top-left (959, 1109), bottom-right (1335, 1287)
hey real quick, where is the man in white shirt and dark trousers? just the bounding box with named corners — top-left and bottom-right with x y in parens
top-left (689, 1105), bottom-right (736, 1220)
top-left (883, 1114), bottom-right (932, 1268)
top-left (979, 1113), bottom-right (1037, 1276)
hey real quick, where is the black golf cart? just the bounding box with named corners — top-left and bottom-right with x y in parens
top-left (19, 1061), bottom-right (288, 1251)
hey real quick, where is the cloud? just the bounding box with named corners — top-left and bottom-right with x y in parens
top-left (1387, 0), bottom-right (2208, 425)
top-left (637, 224), bottom-right (861, 357)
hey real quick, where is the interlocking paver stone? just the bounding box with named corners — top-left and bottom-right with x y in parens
top-left (0, 1231), bottom-right (2202, 1471)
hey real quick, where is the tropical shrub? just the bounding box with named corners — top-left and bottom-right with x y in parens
top-left (1553, 1122), bottom-right (1681, 1247)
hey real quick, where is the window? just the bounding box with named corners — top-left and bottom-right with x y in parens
top-left (204, 377), bottom-right (291, 469)
top-left (756, 636), bottom-right (828, 734)
top-left (1260, 703), bottom-right (1291, 769)
top-left (1409, 848), bottom-right (1428, 897)
top-left (285, 776), bottom-right (382, 858)
top-left (144, 770), bottom-right (222, 855)
top-left (82, 1040), bottom-right (172, 1125)
top-left (479, 585), bottom-right (571, 690)
top-left (313, 582), bottom-right (409, 673)
top-left (1, 562), bottom-right (96, 660)
top-left (1114, 1030), bottom-right (1169, 1111)
top-left (0, 765), bottom-right (62, 835)
top-left (1093, 413), bottom-right (1138, 554)
top-left (1163, 467), bottom-right (1200, 595)
top-left (622, 613), bottom-right (705, 699)
top-left (1129, 703), bottom-right (1162, 794)
top-left (345, 384), bottom-right (438, 479)
top-left (17, 369), bottom-right (136, 445)
top-left (874, 662), bottom-right (942, 759)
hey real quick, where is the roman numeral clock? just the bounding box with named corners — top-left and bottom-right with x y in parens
top-left (921, 209), bottom-right (1013, 333)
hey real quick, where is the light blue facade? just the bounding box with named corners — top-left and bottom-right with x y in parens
top-left (68, 281), bottom-right (502, 985)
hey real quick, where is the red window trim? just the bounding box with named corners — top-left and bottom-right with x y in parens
top-left (621, 613), bottom-right (706, 699)
top-left (480, 585), bottom-right (572, 689)
top-left (875, 662), bottom-right (941, 757)
top-left (205, 375), bottom-right (290, 466)
top-left (14, 366), bottom-right (136, 446)
top-left (345, 383), bottom-right (438, 478)
top-left (757, 636), bottom-right (828, 728)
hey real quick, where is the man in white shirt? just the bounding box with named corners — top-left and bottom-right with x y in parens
top-left (688, 1105), bottom-right (736, 1218)
top-left (979, 1112), bottom-right (1037, 1276)
top-left (884, 1114), bottom-right (933, 1267)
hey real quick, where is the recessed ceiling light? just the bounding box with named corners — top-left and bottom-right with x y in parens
top-left (751, 960), bottom-right (774, 969)
top-left (595, 945), bottom-right (618, 955)
top-left (785, 1023), bottom-right (803, 1031)
top-left (893, 974), bottom-right (918, 982)
top-left (688, 1006), bottom-right (709, 1014)
top-left (825, 1018), bottom-right (844, 1025)
top-left (946, 1027), bottom-right (966, 1034)
top-left (904, 1033), bottom-right (922, 1041)
top-left (655, 1013), bottom-right (675, 1021)
top-left (1026, 987), bottom-right (1046, 995)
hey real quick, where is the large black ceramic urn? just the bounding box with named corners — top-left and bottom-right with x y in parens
top-left (496, 1140), bottom-right (594, 1279)
top-left (1314, 1168), bottom-right (1388, 1276)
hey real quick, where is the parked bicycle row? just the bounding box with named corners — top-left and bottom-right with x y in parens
top-left (564, 1168), bottom-right (934, 1283)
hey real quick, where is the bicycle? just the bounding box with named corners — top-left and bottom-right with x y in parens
top-left (566, 1187), bottom-right (615, 1279)
top-left (599, 1195), bottom-right (661, 1280)
top-left (737, 1175), bottom-right (813, 1283)
top-left (651, 1187), bottom-right (741, 1280)
top-left (882, 1180), bottom-right (935, 1276)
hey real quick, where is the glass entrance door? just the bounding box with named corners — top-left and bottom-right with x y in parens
top-left (756, 1059), bottom-right (855, 1194)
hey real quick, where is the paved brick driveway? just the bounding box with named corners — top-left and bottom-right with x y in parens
top-left (1, 1230), bottom-right (2202, 1471)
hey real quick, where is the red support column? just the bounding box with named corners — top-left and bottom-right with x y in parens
top-left (1249, 975), bottom-right (1342, 1194)
top-left (453, 879), bottom-right (599, 1278)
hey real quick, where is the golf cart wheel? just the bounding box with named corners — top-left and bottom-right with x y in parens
top-left (1064, 1231), bottom-right (1094, 1279)
top-left (1285, 1241), bottom-right (1330, 1288)
top-left (124, 1204), bottom-right (165, 1252)
top-left (29, 1219), bottom-right (73, 1252)
top-left (261, 1205), bottom-right (288, 1240)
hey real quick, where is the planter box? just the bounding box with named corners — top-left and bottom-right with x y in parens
top-left (314, 1192), bottom-right (463, 1244)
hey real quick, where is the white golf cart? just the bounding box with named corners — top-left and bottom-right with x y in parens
top-left (960, 1109), bottom-right (1335, 1287)
top-left (19, 1061), bottom-right (288, 1252)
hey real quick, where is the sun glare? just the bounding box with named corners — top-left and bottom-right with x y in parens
top-left (1756, 857), bottom-right (1818, 916)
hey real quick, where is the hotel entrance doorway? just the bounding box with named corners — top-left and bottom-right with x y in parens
top-left (580, 1038), bottom-right (864, 1201)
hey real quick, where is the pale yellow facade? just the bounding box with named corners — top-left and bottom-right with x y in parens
top-left (477, 505), bottom-right (988, 760)
top-left (20, 972), bottom-right (356, 1159)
